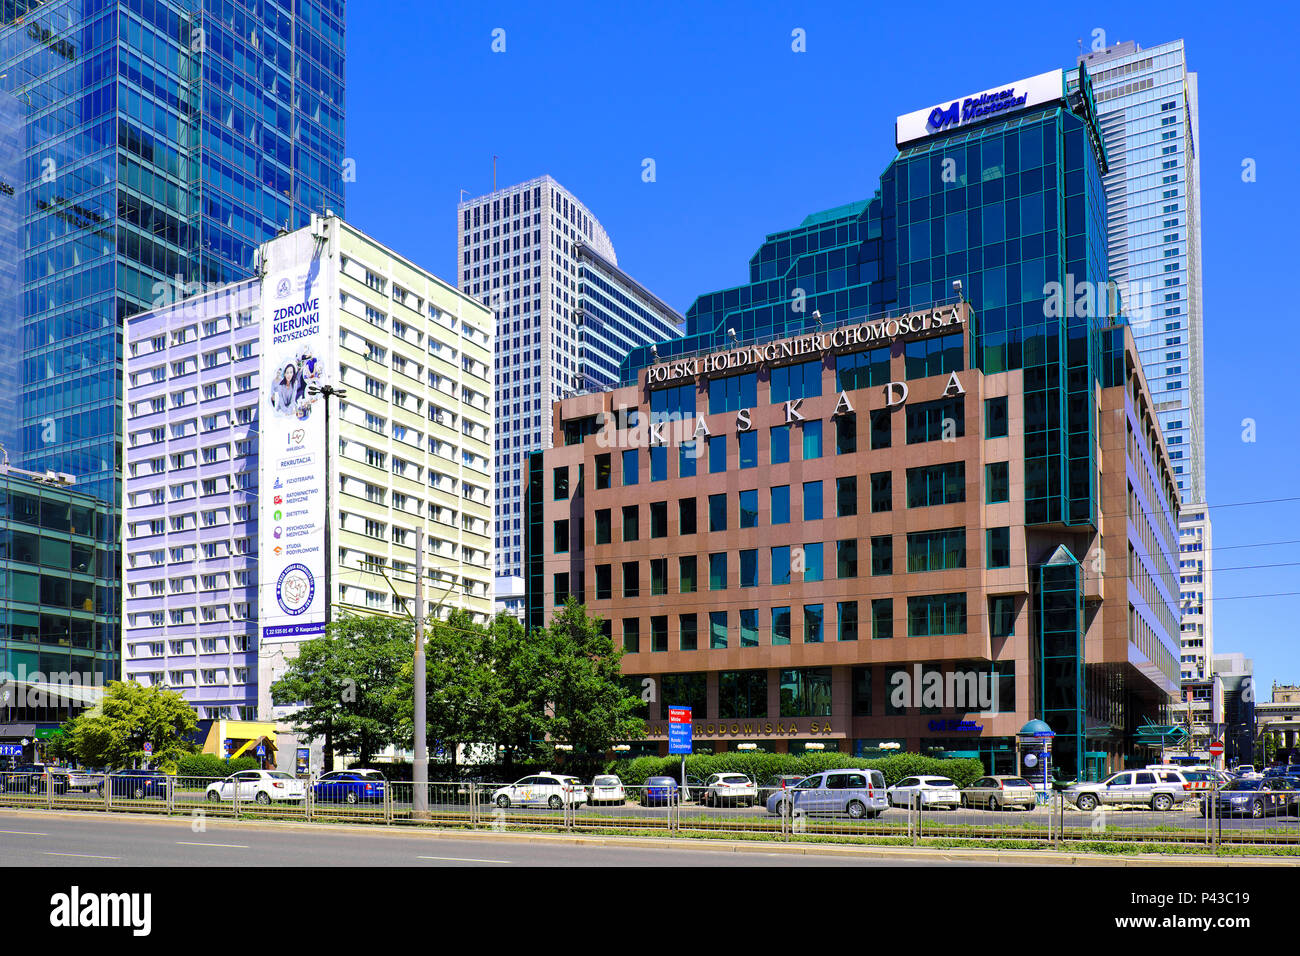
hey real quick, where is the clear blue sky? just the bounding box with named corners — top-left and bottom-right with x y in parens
top-left (344, 1), bottom-right (1300, 695)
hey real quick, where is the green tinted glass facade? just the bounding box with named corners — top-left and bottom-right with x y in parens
top-left (0, 473), bottom-right (116, 724)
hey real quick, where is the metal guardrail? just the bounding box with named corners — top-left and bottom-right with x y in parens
top-left (2, 774), bottom-right (1297, 851)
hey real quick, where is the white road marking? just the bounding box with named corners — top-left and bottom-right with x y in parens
top-left (0, 829), bottom-right (46, 836)
top-left (417, 855), bottom-right (511, 864)
top-left (45, 852), bottom-right (119, 859)
top-left (176, 841), bottom-right (249, 848)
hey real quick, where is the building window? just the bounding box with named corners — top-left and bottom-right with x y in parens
top-left (871, 535), bottom-right (892, 576)
top-left (679, 614), bottom-right (698, 651)
top-left (779, 667), bottom-right (832, 717)
top-left (986, 461), bottom-right (1010, 503)
top-left (802, 480), bottom-right (823, 521)
top-left (621, 449), bottom-right (638, 485)
top-left (835, 413), bottom-right (857, 454)
top-left (770, 360), bottom-right (822, 404)
top-left (679, 556), bottom-right (697, 593)
top-left (836, 539), bottom-right (858, 578)
top-left (739, 608), bottom-right (759, 648)
top-left (709, 611), bottom-right (728, 649)
top-left (595, 508), bottom-right (611, 544)
top-left (739, 489), bottom-right (758, 528)
top-left (739, 549), bottom-right (758, 587)
top-left (870, 472), bottom-right (892, 512)
top-left (553, 519), bottom-right (569, 554)
top-left (990, 596), bottom-right (1015, 638)
top-left (595, 454), bottom-right (611, 489)
top-left (622, 505), bottom-right (639, 542)
top-left (987, 527), bottom-right (1011, 569)
top-left (623, 618), bottom-right (640, 653)
top-left (837, 476), bottom-right (858, 517)
top-left (802, 420), bottom-right (823, 460)
top-left (771, 606), bottom-right (791, 646)
top-left (906, 528), bottom-right (966, 572)
top-left (905, 397), bottom-right (964, 444)
top-left (838, 602), bottom-right (859, 642)
top-left (679, 497), bottom-right (697, 534)
top-left (709, 552), bottom-right (728, 590)
top-left (708, 493), bottom-right (727, 532)
top-left (708, 435), bottom-right (727, 474)
top-left (771, 546), bottom-right (791, 585)
top-left (907, 593), bottom-right (966, 636)
top-left (650, 501), bottom-right (668, 538)
top-left (804, 604), bottom-right (824, 644)
top-left (679, 442), bottom-right (697, 478)
top-left (651, 616), bottom-right (668, 653)
top-left (650, 445), bottom-right (668, 482)
top-left (985, 397), bottom-right (1008, 438)
top-left (771, 485), bottom-right (791, 524)
top-left (595, 564), bottom-right (612, 600)
top-left (770, 425), bottom-right (790, 464)
top-left (719, 670), bottom-right (767, 719)
top-left (738, 430), bottom-right (758, 469)
top-left (872, 599), bottom-right (893, 639)
top-left (650, 558), bottom-right (668, 596)
top-left (906, 462), bottom-right (965, 507)
top-left (622, 562), bottom-right (639, 598)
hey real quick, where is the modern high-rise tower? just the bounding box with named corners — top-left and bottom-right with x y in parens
top-left (456, 175), bottom-right (681, 598)
top-left (1078, 39), bottom-right (1211, 713)
top-left (1, 0), bottom-right (346, 503)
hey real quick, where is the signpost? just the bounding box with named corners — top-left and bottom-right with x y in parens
top-left (668, 706), bottom-right (692, 809)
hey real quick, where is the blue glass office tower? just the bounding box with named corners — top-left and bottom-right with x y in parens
top-left (610, 66), bottom-right (1181, 775)
top-left (0, 0), bottom-right (345, 502)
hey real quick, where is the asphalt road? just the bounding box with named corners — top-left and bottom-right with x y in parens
top-left (0, 812), bottom-right (1012, 866)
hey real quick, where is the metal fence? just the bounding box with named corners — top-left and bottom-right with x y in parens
top-left (2, 773), bottom-right (1297, 852)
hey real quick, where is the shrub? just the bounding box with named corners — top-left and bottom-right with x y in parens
top-left (605, 753), bottom-right (984, 789)
top-left (175, 754), bottom-right (259, 779)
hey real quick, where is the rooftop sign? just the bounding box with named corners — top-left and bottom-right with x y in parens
top-left (645, 304), bottom-right (967, 386)
top-left (895, 69), bottom-right (1064, 146)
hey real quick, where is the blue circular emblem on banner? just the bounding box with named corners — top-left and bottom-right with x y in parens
top-left (276, 563), bottom-right (315, 615)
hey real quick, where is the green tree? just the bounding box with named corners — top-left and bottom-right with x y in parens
top-left (270, 614), bottom-right (412, 766)
top-left (477, 613), bottom-right (549, 772)
top-left (537, 599), bottom-right (645, 769)
top-left (60, 681), bottom-right (198, 768)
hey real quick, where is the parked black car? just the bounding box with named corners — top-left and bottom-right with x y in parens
top-left (1202, 778), bottom-right (1297, 818)
top-left (99, 770), bottom-right (170, 799)
top-left (1, 764), bottom-right (70, 794)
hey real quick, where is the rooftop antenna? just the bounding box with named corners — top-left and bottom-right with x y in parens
top-left (492, 155), bottom-right (498, 192)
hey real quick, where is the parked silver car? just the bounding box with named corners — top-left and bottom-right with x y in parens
top-left (765, 769), bottom-right (888, 819)
top-left (961, 775), bottom-right (1037, 810)
top-left (1064, 768), bottom-right (1190, 811)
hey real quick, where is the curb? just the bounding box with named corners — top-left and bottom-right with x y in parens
top-left (2, 807), bottom-right (1291, 865)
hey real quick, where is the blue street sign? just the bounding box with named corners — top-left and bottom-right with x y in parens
top-left (668, 705), bottom-right (692, 756)
top-left (256, 743), bottom-right (266, 757)
top-left (0, 744), bottom-right (22, 757)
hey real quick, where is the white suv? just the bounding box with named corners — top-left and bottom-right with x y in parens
top-left (699, 773), bottom-right (758, 807)
top-left (1065, 768), bottom-right (1191, 811)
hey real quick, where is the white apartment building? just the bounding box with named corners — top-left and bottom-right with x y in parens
top-left (123, 215), bottom-right (493, 767)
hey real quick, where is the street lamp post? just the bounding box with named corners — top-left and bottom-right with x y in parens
top-left (306, 384), bottom-right (346, 632)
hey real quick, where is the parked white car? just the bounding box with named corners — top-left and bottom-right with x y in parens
top-left (588, 774), bottom-right (626, 805)
top-left (887, 775), bottom-right (962, 809)
top-left (491, 773), bottom-right (587, 809)
top-left (205, 770), bottom-right (306, 805)
top-left (699, 773), bottom-right (758, 807)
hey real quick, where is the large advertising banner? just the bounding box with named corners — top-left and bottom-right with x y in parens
top-left (258, 256), bottom-right (335, 648)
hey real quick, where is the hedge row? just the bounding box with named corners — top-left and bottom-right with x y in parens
top-left (174, 754), bottom-right (260, 778)
top-left (605, 753), bottom-right (986, 789)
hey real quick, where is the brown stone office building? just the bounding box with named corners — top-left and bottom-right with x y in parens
top-left (524, 68), bottom-right (1183, 777)
top-left (526, 304), bottom-right (1181, 777)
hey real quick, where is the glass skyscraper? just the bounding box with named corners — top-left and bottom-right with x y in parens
top-left (1077, 39), bottom-right (1202, 506)
top-left (0, 0), bottom-right (345, 503)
